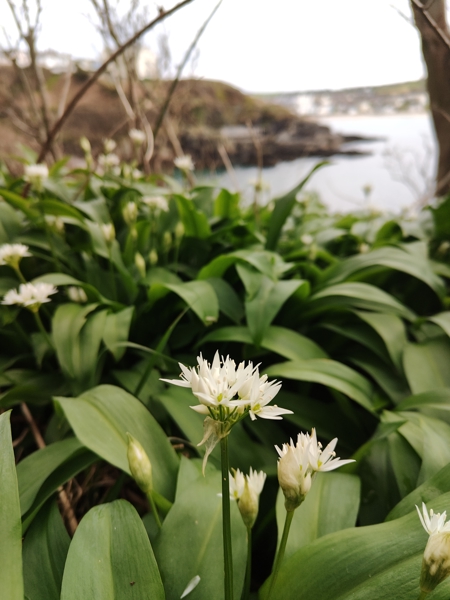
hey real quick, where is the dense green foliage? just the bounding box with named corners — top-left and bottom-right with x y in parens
top-left (1, 157), bottom-right (450, 599)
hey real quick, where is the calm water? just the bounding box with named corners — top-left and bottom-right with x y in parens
top-left (201, 113), bottom-right (437, 213)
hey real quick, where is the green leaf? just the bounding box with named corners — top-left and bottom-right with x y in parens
top-left (32, 273), bottom-right (113, 305)
top-left (154, 458), bottom-right (246, 600)
top-left (214, 188), bottom-right (240, 218)
top-left (198, 249), bottom-right (292, 281)
top-left (175, 195), bottom-right (211, 238)
top-left (237, 264), bottom-right (307, 345)
top-left (60, 500), bottom-right (165, 600)
top-left (103, 307), bottom-right (134, 361)
top-left (55, 384), bottom-right (179, 500)
top-left (403, 337), bottom-right (450, 394)
top-left (205, 277), bottom-right (244, 324)
top-left (307, 282), bottom-right (416, 320)
top-left (0, 188), bottom-right (40, 220)
top-left (396, 388), bottom-right (450, 415)
top-left (0, 411), bottom-right (24, 600)
top-left (322, 245), bottom-right (445, 297)
top-left (276, 472), bottom-right (360, 560)
top-left (23, 501), bottom-right (70, 600)
top-left (17, 437), bottom-right (84, 515)
top-left (265, 162), bottom-right (327, 250)
top-left (355, 311), bottom-right (407, 372)
top-left (429, 311), bottom-right (450, 337)
top-left (265, 496), bottom-right (450, 600)
top-left (165, 280), bottom-right (219, 325)
top-left (200, 325), bottom-right (327, 360)
top-left (265, 359), bottom-right (375, 413)
top-left (37, 199), bottom-right (85, 222)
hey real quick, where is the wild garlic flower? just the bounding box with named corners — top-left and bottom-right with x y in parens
top-left (161, 352), bottom-right (291, 472)
top-left (276, 429), bottom-right (354, 512)
top-left (103, 138), bottom-right (117, 153)
top-left (2, 282), bottom-right (57, 312)
top-left (98, 153), bottom-right (120, 170)
top-left (129, 129), bottom-right (146, 145)
top-left (417, 503), bottom-right (450, 594)
top-left (142, 196), bottom-right (169, 212)
top-left (67, 286), bottom-right (88, 303)
top-left (230, 467), bottom-right (266, 529)
top-left (24, 163), bottom-right (48, 191)
top-left (0, 243), bottom-right (31, 268)
top-left (174, 155), bottom-right (194, 172)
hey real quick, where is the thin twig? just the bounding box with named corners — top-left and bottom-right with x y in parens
top-left (36, 0), bottom-right (194, 163)
top-left (152, 0), bottom-right (223, 142)
top-left (20, 402), bottom-right (78, 535)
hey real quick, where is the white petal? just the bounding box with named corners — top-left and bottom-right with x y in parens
top-left (180, 575), bottom-right (201, 598)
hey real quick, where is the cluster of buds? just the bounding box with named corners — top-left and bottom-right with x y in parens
top-left (276, 429), bottom-right (354, 511)
top-left (417, 503), bottom-right (450, 595)
top-left (142, 196), bottom-right (169, 212)
top-left (229, 468), bottom-right (266, 529)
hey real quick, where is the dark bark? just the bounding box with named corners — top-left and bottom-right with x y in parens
top-left (411, 0), bottom-right (450, 195)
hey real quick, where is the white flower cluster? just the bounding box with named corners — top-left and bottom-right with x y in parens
top-left (24, 164), bottom-right (48, 190)
top-left (67, 286), bottom-right (88, 304)
top-left (229, 467), bottom-right (266, 529)
top-left (417, 503), bottom-right (450, 594)
top-left (174, 155), bottom-right (194, 172)
top-left (163, 351), bottom-right (290, 422)
top-left (2, 282), bottom-right (57, 311)
top-left (0, 243), bottom-right (31, 267)
top-left (141, 196), bottom-right (169, 212)
top-left (129, 129), bottom-right (146, 145)
top-left (276, 429), bottom-right (354, 511)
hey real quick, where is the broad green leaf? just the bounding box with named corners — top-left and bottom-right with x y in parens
top-left (276, 472), bottom-right (360, 559)
top-left (17, 437), bottom-right (83, 515)
top-left (206, 277), bottom-right (244, 324)
top-left (214, 188), bottom-right (240, 218)
top-left (38, 199), bottom-right (85, 221)
top-left (145, 266), bottom-right (183, 307)
top-left (429, 311), bottom-right (450, 337)
top-left (0, 411), bottom-right (24, 600)
top-left (23, 501), bottom-right (70, 600)
top-left (322, 245), bottom-right (445, 297)
top-left (0, 188), bottom-right (40, 220)
top-left (55, 384), bottom-right (179, 500)
top-left (154, 459), bottom-right (246, 600)
top-left (200, 325), bottom-right (327, 360)
top-left (60, 500), bottom-right (165, 600)
top-left (164, 280), bottom-right (219, 325)
top-left (387, 431), bottom-right (421, 498)
top-left (266, 495), bottom-right (450, 600)
top-left (265, 359), bottom-right (374, 413)
top-left (403, 337), bottom-right (450, 394)
top-left (396, 388), bottom-right (450, 417)
top-left (237, 264), bottom-right (306, 345)
top-left (355, 311), bottom-right (407, 372)
top-left (32, 273), bottom-right (112, 304)
top-left (265, 162), bottom-right (327, 250)
top-left (175, 195), bottom-right (211, 238)
top-left (103, 307), bottom-right (134, 360)
top-left (307, 282), bottom-right (416, 320)
top-left (198, 249), bottom-right (292, 281)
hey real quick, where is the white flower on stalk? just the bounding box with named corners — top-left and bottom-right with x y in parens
top-left (132, 169), bottom-right (143, 180)
top-left (67, 286), bottom-right (88, 303)
top-left (0, 243), bottom-right (31, 267)
top-left (80, 136), bottom-right (91, 153)
top-left (103, 138), bottom-right (117, 153)
top-left (129, 129), bottom-right (146, 145)
top-left (2, 282), bottom-right (57, 312)
top-left (300, 234), bottom-right (313, 246)
top-left (24, 163), bottom-right (48, 191)
top-left (174, 155), bottom-right (194, 172)
top-left (417, 502), bottom-right (450, 594)
top-left (276, 429), bottom-right (354, 512)
top-left (122, 201), bottom-right (138, 225)
top-left (161, 352), bottom-right (291, 472)
top-left (229, 467), bottom-right (266, 528)
top-left (98, 153), bottom-right (120, 169)
top-left (142, 196), bottom-right (169, 212)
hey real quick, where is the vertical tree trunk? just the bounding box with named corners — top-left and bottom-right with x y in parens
top-left (411, 0), bottom-right (450, 195)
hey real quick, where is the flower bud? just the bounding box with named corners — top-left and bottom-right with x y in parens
top-left (123, 201), bottom-right (138, 225)
top-left (277, 445), bottom-right (311, 512)
top-left (127, 433), bottom-right (153, 495)
top-left (134, 252), bottom-right (146, 278)
top-left (101, 223), bottom-right (115, 244)
top-left (420, 532), bottom-right (450, 593)
top-left (149, 249), bottom-right (158, 266)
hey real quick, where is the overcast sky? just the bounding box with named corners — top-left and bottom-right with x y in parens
top-left (0, 0), bottom-right (428, 93)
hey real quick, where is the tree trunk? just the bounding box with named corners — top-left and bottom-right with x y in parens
top-left (411, 0), bottom-right (450, 195)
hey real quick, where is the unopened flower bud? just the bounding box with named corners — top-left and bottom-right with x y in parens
top-left (80, 136), bottom-right (91, 154)
top-left (67, 286), bottom-right (88, 303)
top-left (229, 468), bottom-right (266, 529)
top-left (417, 503), bottom-right (450, 594)
top-left (123, 201), bottom-right (138, 225)
top-left (175, 222), bottom-right (185, 240)
top-left (127, 433), bottom-right (153, 495)
top-left (101, 223), bottom-right (115, 244)
top-left (149, 249), bottom-right (158, 266)
top-left (135, 252), bottom-right (146, 278)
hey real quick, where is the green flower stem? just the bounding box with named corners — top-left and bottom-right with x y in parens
top-left (13, 265), bottom-right (27, 284)
top-left (267, 509), bottom-right (295, 600)
top-left (221, 435), bottom-right (234, 600)
top-left (146, 490), bottom-right (162, 529)
top-left (107, 248), bottom-right (118, 301)
top-left (417, 592), bottom-right (428, 600)
top-left (33, 310), bottom-right (54, 350)
top-left (241, 525), bottom-right (252, 600)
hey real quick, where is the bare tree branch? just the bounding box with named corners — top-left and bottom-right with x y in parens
top-left (410, 0), bottom-right (450, 50)
top-left (36, 0), bottom-right (194, 163)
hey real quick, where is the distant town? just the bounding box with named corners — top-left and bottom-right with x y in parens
top-left (257, 80), bottom-right (428, 117)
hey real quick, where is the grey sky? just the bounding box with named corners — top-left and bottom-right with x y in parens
top-left (0, 0), bottom-right (428, 93)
